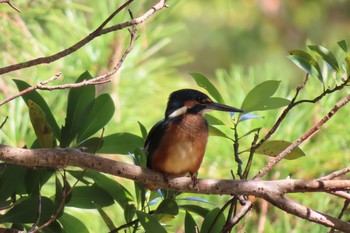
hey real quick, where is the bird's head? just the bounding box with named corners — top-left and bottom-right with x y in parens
top-left (165, 89), bottom-right (243, 118)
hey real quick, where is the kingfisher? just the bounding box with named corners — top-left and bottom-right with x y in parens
top-left (144, 89), bottom-right (243, 186)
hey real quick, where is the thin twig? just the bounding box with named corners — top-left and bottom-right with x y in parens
top-left (0, 25), bottom-right (137, 107)
top-left (0, 0), bottom-right (20, 13)
top-left (0, 0), bottom-right (167, 75)
top-left (0, 72), bottom-right (61, 107)
top-left (254, 93), bottom-right (350, 180)
top-left (0, 116), bottom-right (8, 129)
top-left (317, 167), bottom-right (350, 181)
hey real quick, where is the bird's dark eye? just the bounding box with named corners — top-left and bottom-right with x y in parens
top-left (199, 98), bottom-right (212, 104)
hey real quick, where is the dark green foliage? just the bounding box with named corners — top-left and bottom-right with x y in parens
top-left (0, 196), bottom-right (54, 224)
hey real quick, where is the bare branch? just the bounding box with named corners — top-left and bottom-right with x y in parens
top-left (0, 26), bottom-right (137, 107)
top-left (254, 93), bottom-right (350, 180)
top-left (0, 72), bottom-right (62, 107)
top-left (0, 0), bottom-right (20, 13)
top-left (0, 0), bottom-right (167, 75)
top-left (317, 167), bottom-right (350, 181)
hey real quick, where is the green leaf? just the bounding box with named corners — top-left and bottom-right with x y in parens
top-left (0, 196), bottom-right (54, 224)
top-left (59, 213), bottom-right (89, 233)
top-left (255, 140), bottom-right (306, 160)
top-left (96, 204), bottom-right (116, 231)
top-left (179, 204), bottom-right (210, 218)
top-left (77, 137), bottom-right (104, 153)
top-left (138, 121), bottom-right (148, 139)
top-left (241, 81), bottom-right (288, 112)
top-left (124, 204), bottom-right (136, 223)
top-left (205, 115), bottom-right (225, 125)
top-left (345, 56), bottom-right (350, 77)
top-left (86, 170), bottom-right (133, 208)
top-left (86, 133), bottom-right (144, 154)
top-left (28, 100), bottom-right (57, 148)
top-left (338, 40), bottom-right (348, 54)
top-left (308, 45), bottom-right (340, 72)
top-left (209, 125), bottom-right (232, 140)
top-left (288, 50), bottom-right (323, 83)
top-left (200, 207), bottom-right (225, 233)
top-left (185, 211), bottom-right (198, 233)
top-left (190, 73), bottom-right (225, 103)
top-left (136, 211), bottom-right (167, 233)
top-left (0, 165), bottom-right (27, 202)
top-left (247, 97), bottom-right (290, 112)
top-left (66, 184), bottom-right (114, 209)
top-left (77, 94), bottom-right (115, 142)
top-left (155, 199), bottom-right (179, 216)
top-left (13, 79), bottom-right (60, 140)
top-left (25, 169), bottom-right (54, 195)
top-left (239, 127), bottom-right (261, 139)
top-left (61, 71), bottom-right (95, 147)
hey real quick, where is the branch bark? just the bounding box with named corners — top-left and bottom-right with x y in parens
top-left (0, 144), bottom-right (350, 231)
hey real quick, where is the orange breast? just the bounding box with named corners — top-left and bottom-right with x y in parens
top-left (151, 114), bottom-right (209, 175)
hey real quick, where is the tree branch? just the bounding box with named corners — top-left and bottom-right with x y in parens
top-left (1, 144), bottom-right (350, 231)
top-left (0, 0), bottom-right (167, 75)
top-left (254, 93), bottom-right (350, 180)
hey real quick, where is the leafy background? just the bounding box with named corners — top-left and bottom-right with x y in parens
top-left (1, 0), bottom-right (350, 232)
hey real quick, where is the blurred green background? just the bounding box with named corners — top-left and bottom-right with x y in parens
top-left (1, 0), bottom-right (350, 232)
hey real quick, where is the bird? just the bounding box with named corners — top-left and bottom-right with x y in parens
top-left (144, 89), bottom-right (243, 187)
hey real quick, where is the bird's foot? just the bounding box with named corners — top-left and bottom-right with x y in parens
top-left (190, 173), bottom-right (198, 188)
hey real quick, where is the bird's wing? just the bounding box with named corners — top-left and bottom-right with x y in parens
top-left (144, 119), bottom-right (168, 169)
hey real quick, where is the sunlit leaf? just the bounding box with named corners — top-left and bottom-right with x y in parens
top-left (190, 73), bottom-right (225, 103)
top-left (338, 40), bottom-right (348, 54)
top-left (200, 207), bottom-right (225, 233)
top-left (255, 140), bottom-right (306, 160)
top-left (77, 94), bottom-right (115, 142)
top-left (28, 100), bottom-right (56, 148)
top-left (205, 114), bottom-right (225, 125)
top-left (95, 204), bottom-right (116, 231)
top-left (209, 125), bottom-right (232, 140)
top-left (136, 211), bottom-right (167, 233)
top-left (13, 79), bottom-right (60, 139)
top-left (241, 81), bottom-right (289, 112)
top-left (185, 211), bottom-right (198, 233)
top-left (308, 45), bottom-right (340, 72)
top-left (248, 97), bottom-right (290, 112)
top-left (288, 49), bottom-right (323, 83)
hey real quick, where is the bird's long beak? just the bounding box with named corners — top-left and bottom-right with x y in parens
top-left (206, 102), bottom-right (243, 113)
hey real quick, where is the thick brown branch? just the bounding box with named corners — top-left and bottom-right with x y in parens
top-left (0, 0), bottom-right (167, 75)
top-left (1, 145), bottom-right (350, 231)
